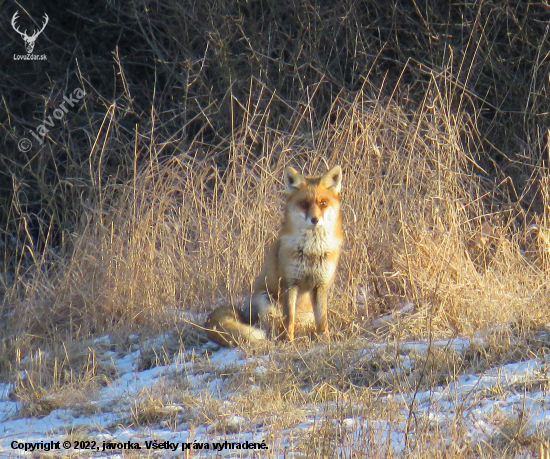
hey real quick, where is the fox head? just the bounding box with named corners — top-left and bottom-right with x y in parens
top-left (283, 165), bottom-right (342, 230)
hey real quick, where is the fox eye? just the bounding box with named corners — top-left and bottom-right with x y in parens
top-left (300, 200), bottom-right (309, 209)
top-left (319, 200), bottom-right (328, 208)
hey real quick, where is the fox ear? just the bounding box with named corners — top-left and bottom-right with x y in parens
top-left (283, 167), bottom-right (305, 194)
top-left (321, 166), bottom-right (342, 193)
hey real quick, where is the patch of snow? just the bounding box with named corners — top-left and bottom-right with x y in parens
top-left (93, 335), bottom-right (111, 344)
top-left (2, 332), bottom-right (550, 458)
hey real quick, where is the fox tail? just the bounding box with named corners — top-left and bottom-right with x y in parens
top-left (205, 305), bottom-right (266, 347)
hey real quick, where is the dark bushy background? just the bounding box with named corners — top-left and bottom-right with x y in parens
top-left (1, 0), bottom-right (549, 255)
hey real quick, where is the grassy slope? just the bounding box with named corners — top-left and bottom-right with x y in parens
top-left (1, 1), bottom-right (550, 456)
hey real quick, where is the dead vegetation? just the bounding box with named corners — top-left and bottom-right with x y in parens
top-left (2, 1), bottom-right (550, 457)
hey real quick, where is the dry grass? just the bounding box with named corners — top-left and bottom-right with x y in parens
top-left (2, 84), bottom-right (550, 454)
top-left (8, 339), bottom-right (115, 418)
top-left (2, 1), bottom-right (550, 456)
top-left (1, 85), bottom-right (549, 452)
top-left (6, 85), bottom-right (549, 343)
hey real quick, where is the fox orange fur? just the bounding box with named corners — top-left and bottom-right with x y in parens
top-left (206, 165), bottom-right (343, 346)
top-left (205, 305), bottom-right (266, 347)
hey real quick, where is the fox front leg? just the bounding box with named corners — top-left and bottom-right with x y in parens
top-left (312, 285), bottom-right (330, 341)
top-left (283, 284), bottom-right (298, 341)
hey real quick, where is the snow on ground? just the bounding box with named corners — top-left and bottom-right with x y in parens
top-left (0, 334), bottom-right (549, 458)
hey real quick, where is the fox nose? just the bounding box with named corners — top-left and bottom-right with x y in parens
top-left (311, 217), bottom-right (319, 225)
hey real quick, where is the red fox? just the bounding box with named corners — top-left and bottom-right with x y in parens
top-left (206, 165), bottom-right (343, 346)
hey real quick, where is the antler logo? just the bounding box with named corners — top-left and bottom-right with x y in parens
top-left (11, 11), bottom-right (49, 54)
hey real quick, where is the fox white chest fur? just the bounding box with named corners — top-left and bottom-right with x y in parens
top-left (280, 207), bottom-right (341, 289)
